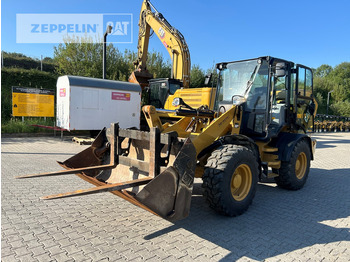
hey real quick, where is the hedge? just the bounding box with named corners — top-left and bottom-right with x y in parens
top-left (3, 56), bottom-right (56, 73)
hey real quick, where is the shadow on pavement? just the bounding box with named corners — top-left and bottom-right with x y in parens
top-left (144, 168), bottom-right (350, 261)
top-left (312, 135), bottom-right (350, 149)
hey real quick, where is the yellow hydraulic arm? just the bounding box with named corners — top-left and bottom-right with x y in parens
top-left (142, 105), bottom-right (241, 157)
top-left (131, 0), bottom-right (191, 88)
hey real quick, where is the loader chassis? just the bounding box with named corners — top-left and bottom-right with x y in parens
top-left (18, 56), bottom-right (317, 220)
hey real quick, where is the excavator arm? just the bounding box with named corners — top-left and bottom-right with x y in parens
top-left (129, 0), bottom-right (191, 88)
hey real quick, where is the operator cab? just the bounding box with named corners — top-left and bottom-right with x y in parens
top-left (215, 56), bottom-right (315, 140)
top-left (148, 78), bottom-right (183, 108)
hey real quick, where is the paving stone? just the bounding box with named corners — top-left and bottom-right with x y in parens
top-left (2, 134), bottom-right (350, 262)
top-left (34, 252), bottom-right (55, 262)
top-left (1, 247), bottom-right (16, 258)
top-left (16, 253), bottom-right (35, 262)
top-left (69, 250), bottom-right (92, 261)
top-left (30, 245), bottom-right (47, 256)
top-left (50, 251), bottom-right (75, 261)
top-left (1, 253), bottom-right (20, 262)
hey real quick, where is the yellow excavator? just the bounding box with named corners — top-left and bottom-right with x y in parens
top-left (129, 0), bottom-right (215, 110)
top-left (18, 56), bottom-right (318, 221)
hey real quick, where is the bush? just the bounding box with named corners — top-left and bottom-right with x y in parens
top-left (2, 52), bottom-right (56, 73)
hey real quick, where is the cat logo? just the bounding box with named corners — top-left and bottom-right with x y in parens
top-left (106, 21), bottom-right (130, 36)
top-left (158, 27), bottom-right (165, 39)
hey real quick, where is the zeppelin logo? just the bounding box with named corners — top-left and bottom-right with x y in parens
top-left (111, 92), bottom-right (130, 101)
top-left (60, 88), bottom-right (66, 97)
top-left (31, 23), bottom-right (97, 33)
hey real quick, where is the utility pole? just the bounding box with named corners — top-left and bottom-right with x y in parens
top-left (327, 90), bottom-right (334, 115)
top-left (103, 25), bottom-right (113, 79)
top-left (41, 55), bottom-right (43, 71)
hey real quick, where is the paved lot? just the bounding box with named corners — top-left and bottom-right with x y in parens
top-left (1, 132), bottom-right (350, 261)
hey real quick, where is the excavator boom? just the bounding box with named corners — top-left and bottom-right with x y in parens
top-left (129, 0), bottom-right (191, 88)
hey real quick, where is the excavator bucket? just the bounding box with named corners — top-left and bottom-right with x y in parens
top-left (17, 123), bottom-right (196, 221)
top-left (128, 70), bottom-right (153, 90)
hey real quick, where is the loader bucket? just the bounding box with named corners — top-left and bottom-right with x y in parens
top-left (17, 123), bottom-right (196, 221)
top-left (57, 128), bottom-right (110, 177)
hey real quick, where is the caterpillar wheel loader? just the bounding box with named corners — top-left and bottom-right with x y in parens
top-left (18, 56), bottom-right (317, 221)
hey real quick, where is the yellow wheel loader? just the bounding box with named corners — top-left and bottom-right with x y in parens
top-left (18, 56), bottom-right (317, 221)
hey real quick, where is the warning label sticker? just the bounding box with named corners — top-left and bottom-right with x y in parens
top-left (60, 88), bottom-right (66, 97)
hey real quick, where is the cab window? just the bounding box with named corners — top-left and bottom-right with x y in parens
top-left (298, 67), bottom-right (306, 96)
top-left (297, 67), bottom-right (313, 97)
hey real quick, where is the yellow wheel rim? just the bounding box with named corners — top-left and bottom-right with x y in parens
top-left (230, 164), bottom-right (252, 201)
top-left (295, 152), bottom-right (307, 179)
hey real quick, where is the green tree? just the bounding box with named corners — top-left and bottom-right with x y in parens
top-left (328, 62), bottom-right (350, 102)
top-left (53, 36), bottom-right (129, 80)
top-left (190, 64), bottom-right (205, 88)
top-left (331, 101), bottom-right (350, 116)
top-left (313, 75), bottom-right (335, 115)
top-left (146, 51), bottom-right (171, 79)
top-left (205, 65), bottom-right (218, 87)
top-left (54, 37), bottom-right (172, 82)
top-left (314, 64), bottom-right (333, 78)
top-left (313, 63), bottom-right (350, 116)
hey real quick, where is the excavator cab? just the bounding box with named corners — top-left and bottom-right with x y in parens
top-left (147, 78), bottom-right (183, 108)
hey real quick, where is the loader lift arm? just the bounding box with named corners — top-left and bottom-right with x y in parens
top-left (129, 0), bottom-right (191, 88)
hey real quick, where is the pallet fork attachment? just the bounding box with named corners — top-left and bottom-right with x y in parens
top-left (16, 123), bottom-right (196, 221)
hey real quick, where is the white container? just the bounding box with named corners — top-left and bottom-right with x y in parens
top-left (56, 75), bottom-right (141, 131)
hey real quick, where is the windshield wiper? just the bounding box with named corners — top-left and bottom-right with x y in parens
top-left (244, 65), bottom-right (259, 96)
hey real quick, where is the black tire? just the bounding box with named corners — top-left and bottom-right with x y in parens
top-left (274, 139), bottom-right (311, 190)
top-left (202, 144), bottom-right (259, 217)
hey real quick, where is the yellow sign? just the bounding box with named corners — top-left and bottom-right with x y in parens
top-left (12, 87), bottom-right (55, 117)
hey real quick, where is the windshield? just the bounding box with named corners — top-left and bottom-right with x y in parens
top-left (216, 60), bottom-right (260, 106)
top-left (149, 81), bottom-right (169, 108)
top-left (169, 83), bottom-right (181, 95)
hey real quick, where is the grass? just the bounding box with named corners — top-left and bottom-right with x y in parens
top-left (1, 117), bottom-right (91, 137)
top-left (1, 117), bottom-right (56, 133)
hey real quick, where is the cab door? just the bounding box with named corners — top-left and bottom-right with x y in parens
top-left (296, 65), bottom-right (315, 132)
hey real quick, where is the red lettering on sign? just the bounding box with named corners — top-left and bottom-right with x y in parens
top-left (111, 92), bottom-right (130, 101)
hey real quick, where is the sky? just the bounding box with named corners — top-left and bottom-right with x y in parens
top-left (1, 0), bottom-right (350, 71)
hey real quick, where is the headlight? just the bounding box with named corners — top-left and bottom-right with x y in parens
top-left (172, 97), bottom-right (181, 107)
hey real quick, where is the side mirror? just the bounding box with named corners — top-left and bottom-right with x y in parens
top-left (275, 62), bottom-right (286, 77)
top-left (204, 74), bottom-right (212, 86)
